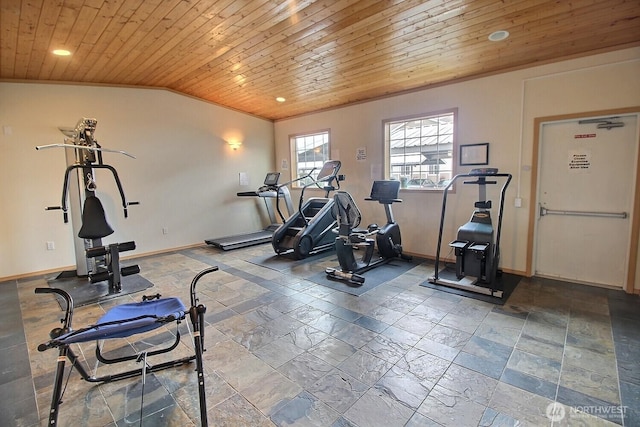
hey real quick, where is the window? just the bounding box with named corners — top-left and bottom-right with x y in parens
top-left (384, 109), bottom-right (457, 189)
top-left (290, 130), bottom-right (330, 187)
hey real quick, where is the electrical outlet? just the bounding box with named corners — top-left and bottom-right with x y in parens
top-left (46, 241), bottom-right (55, 250)
top-left (514, 198), bottom-right (522, 208)
top-left (162, 227), bottom-right (169, 235)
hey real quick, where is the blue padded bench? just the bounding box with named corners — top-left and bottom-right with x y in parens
top-left (36, 266), bottom-right (217, 426)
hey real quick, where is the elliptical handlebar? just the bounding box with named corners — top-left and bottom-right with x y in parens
top-left (272, 168), bottom-right (317, 223)
top-left (273, 160), bottom-right (343, 225)
top-left (297, 161), bottom-right (342, 225)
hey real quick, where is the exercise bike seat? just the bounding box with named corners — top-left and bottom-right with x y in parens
top-left (333, 191), bottom-right (362, 228)
top-left (348, 224), bottom-right (379, 241)
top-left (348, 233), bottom-right (372, 244)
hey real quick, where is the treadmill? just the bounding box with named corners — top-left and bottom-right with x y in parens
top-left (205, 172), bottom-right (294, 250)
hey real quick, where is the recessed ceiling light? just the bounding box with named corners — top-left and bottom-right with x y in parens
top-left (488, 30), bottom-right (509, 42)
top-left (276, 97), bottom-right (286, 103)
top-left (52, 49), bottom-right (71, 56)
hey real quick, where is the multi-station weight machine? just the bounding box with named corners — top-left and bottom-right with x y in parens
top-left (37, 118), bottom-right (142, 296)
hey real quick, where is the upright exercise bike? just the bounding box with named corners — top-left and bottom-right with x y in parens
top-left (325, 180), bottom-right (410, 285)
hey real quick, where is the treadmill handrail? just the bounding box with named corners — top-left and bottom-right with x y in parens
top-left (272, 161), bottom-right (341, 224)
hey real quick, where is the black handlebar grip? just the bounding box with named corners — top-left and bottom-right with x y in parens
top-left (86, 246), bottom-right (108, 258)
top-left (121, 265), bottom-right (140, 276)
top-left (118, 241), bottom-right (136, 252)
top-left (89, 271), bottom-right (110, 283)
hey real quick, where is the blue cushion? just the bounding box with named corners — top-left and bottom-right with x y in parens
top-left (55, 297), bottom-right (186, 344)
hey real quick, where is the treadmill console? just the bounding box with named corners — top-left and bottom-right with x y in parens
top-left (263, 172), bottom-right (280, 187)
top-left (240, 172), bottom-right (281, 196)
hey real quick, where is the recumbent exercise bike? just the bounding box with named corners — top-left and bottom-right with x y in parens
top-left (325, 180), bottom-right (410, 285)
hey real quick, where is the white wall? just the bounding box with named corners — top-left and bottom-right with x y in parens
top-left (274, 48), bottom-right (640, 283)
top-left (0, 83), bottom-right (274, 278)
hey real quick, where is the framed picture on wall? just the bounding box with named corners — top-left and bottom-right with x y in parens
top-left (460, 143), bottom-right (489, 166)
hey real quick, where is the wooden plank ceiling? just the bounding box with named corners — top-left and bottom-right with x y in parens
top-left (1, 0), bottom-right (639, 121)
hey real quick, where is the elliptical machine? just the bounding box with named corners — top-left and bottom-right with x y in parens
top-left (271, 160), bottom-right (343, 259)
top-left (428, 168), bottom-right (512, 297)
top-left (325, 180), bottom-right (410, 285)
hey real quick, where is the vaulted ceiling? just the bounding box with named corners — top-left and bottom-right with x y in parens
top-left (1, 0), bottom-right (639, 121)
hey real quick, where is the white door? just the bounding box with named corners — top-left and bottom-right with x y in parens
top-left (535, 114), bottom-right (638, 288)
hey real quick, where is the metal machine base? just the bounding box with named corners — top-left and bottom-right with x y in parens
top-left (429, 268), bottom-right (503, 298)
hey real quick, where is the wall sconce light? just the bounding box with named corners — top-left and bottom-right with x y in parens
top-left (227, 140), bottom-right (242, 150)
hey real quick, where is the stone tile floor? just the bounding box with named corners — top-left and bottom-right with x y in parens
top-left (1, 244), bottom-right (639, 426)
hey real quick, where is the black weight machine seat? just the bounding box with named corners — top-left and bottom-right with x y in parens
top-left (78, 195), bottom-right (114, 238)
top-left (76, 194), bottom-right (140, 293)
